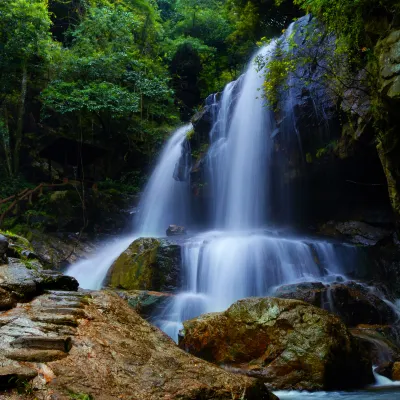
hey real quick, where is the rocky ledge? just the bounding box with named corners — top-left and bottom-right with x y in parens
top-left (0, 290), bottom-right (276, 400)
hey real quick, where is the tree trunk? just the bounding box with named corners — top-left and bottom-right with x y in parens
top-left (1, 107), bottom-right (12, 177)
top-left (13, 64), bottom-right (28, 175)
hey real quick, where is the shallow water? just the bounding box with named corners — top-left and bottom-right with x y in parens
top-left (275, 387), bottom-right (400, 400)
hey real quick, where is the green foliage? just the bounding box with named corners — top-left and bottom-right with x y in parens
top-left (69, 392), bottom-right (93, 400)
top-left (293, 0), bottom-right (400, 55)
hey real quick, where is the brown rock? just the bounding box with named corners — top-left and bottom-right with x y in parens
top-left (0, 287), bottom-right (16, 310)
top-left (393, 362), bottom-right (400, 381)
top-left (40, 292), bottom-right (276, 400)
top-left (179, 297), bottom-right (373, 391)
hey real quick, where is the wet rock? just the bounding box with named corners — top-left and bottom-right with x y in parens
top-left (115, 290), bottom-right (173, 318)
top-left (0, 287), bottom-right (16, 310)
top-left (350, 325), bottom-right (400, 365)
top-left (375, 362), bottom-right (394, 379)
top-left (319, 221), bottom-right (392, 246)
top-left (166, 224), bottom-right (187, 236)
top-left (0, 234), bottom-right (8, 261)
top-left (393, 362), bottom-right (400, 380)
top-left (0, 263), bottom-right (38, 301)
top-left (33, 270), bottom-right (79, 292)
top-left (29, 230), bottom-right (98, 269)
top-left (275, 281), bottom-right (397, 327)
top-left (106, 237), bottom-right (181, 292)
top-left (179, 297), bottom-right (373, 391)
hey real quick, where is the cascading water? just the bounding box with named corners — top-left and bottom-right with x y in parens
top-left (66, 124), bottom-right (192, 289)
top-left (155, 33), bottom-right (362, 340)
top-left (135, 124), bottom-right (192, 236)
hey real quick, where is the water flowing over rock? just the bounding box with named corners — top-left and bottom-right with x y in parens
top-left (275, 281), bottom-right (398, 327)
top-left (135, 124), bottom-right (192, 236)
top-left (179, 297), bottom-right (373, 391)
top-left (166, 224), bottom-right (187, 236)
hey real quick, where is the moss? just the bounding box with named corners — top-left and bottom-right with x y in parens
top-left (108, 238), bottom-right (181, 292)
top-left (186, 128), bottom-right (195, 140)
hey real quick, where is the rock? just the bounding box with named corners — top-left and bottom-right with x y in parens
top-left (275, 281), bottom-right (397, 326)
top-left (33, 270), bottom-right (79, 292)
top-left (393, 362), bottom-right (400, 380)
top-left (0, 263), bottom-right (38, 301)
top-left (319, 221), bottom-right (392, 246)
top-left (179, 297), bottom-right (373, 391)
top-left (0, 234), bottom-right (8, 261)
top-left (5, 348), bottom-right (69, 362)
top-left (166, 224), bottom-right (187, 236)
top-left (115, 290), bottom-right (173, 318)
top-left (9, 291), bottom-right (276, 400)
top-left (0, 363), bottom-right (38, 389)
top-left (350, 325), bottom-right (400, 365)
top-left (106, 237), bottom-right (181, 292)
top-left (0, 287), bottom-right (16, 310)
top-left (29, 230), bottom-right (97, 269)
top-left (375, 362), bottom-right (394, 379)
top-left (11, 336), bottom-right (72, 352)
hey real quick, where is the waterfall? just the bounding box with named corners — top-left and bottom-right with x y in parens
top-left (135, 124), bottom-right (192, 236)
top-left (154, 29), bottom-right (358, 340)
top-left (65, 124), bottom-right (192, 289)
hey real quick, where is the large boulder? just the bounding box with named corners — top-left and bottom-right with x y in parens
top-left (2, 290), bottom-right (277, 400)
top-left (179, 297), bottom-right (373, 391)
top-left (275, 281), bottom-right (397, 326)
top-left (106, 237), bottom-right (181, 292)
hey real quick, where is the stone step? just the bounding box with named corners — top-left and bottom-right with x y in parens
top-left (0, 363), bottom-right (38, 389)
top-left (36, 322), bottom-right (77, 336)
top-left (47, 296), bottom-right (89, 305)
top-left (46, 290), bottom-right (89, 297)
top-left (35, 299), bottom-right (86, 308)
top-left (32, 314), bottom-right (79, 326)
top-left (40, 307), bottom-right (87, 317)
top-left (5, 348), bottom-right (68, 362)
top-left (11, 335), bottom-right (72, 352)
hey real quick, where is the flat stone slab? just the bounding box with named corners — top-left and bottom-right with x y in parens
top-left (11, 335), bottom-right (72, 352)
top-left (5, 348), bottom-right (68, 362)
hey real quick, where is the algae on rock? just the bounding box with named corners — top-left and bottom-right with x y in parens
top-left (106, 237), bottom-right (181, 292)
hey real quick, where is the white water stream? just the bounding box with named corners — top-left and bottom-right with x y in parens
top-left (66, 124), bottom-right (192, 289)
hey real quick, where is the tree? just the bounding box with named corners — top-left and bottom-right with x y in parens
top-left (0, 0), bottom-right (54, 178)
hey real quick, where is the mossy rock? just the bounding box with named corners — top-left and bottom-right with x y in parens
top-left (106, 238), bottom-right (181, 292)
top-left (179, 297), bottom-right (373, 391)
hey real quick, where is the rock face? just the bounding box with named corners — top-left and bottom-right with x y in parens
top-left (319, 221), bottom-right (392, 246)
top-left (179, 297), bottom-right (373, 391)
top-left (1, 291), bottom-right (277, 400)
top-left (114, 289), bottom-right (173, 318)
top-left (106, 237), bottom-right (181, 292)
top-left (275, 281), bottom-right (397, 327)
top-left (351, 325), bottom-right (400, 365)
top-left (166, 224), bottom-right (187, 236)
